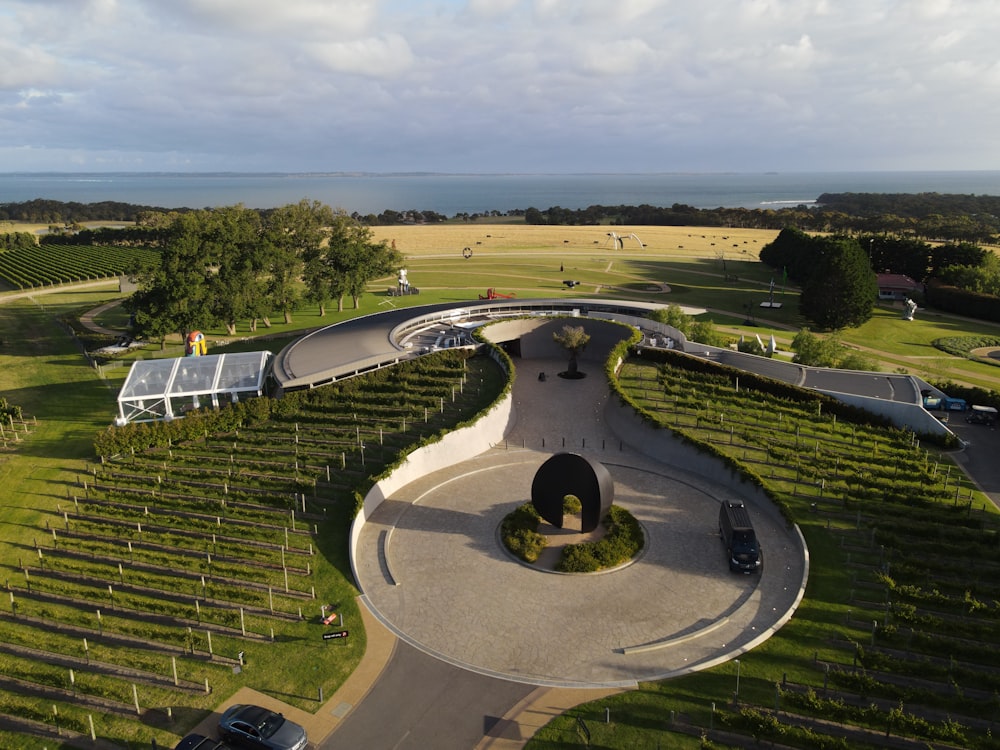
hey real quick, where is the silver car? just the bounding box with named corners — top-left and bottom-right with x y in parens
top-left (218, 704), bottom-right (308, 750)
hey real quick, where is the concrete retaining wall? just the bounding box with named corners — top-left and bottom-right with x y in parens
top-left (814, 388), bottom-right (952, 439)
top-left (348, 359), bottom-right (516, 586)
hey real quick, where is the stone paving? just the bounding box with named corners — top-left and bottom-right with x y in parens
top-left (354, 357), bottom-right (807, 688)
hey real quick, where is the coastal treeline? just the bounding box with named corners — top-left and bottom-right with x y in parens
top-left (3, 192), bottom-right (998, 242)
top-left (524, 193), bottom-right (1000, 242)
top-left (0, 198), bottom-right (174, 223)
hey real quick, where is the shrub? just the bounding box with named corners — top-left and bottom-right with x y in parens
top-left (556, 505), bottom-right (643, 573)
top-left (501, 502), bottom-right (547, 563)
top-left (562, 494), bottom-right (582, 514)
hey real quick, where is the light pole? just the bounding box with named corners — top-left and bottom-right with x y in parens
top-left (734, 658), bottom-right (741, 703)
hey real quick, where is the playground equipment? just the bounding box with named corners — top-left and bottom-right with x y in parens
top-left (605, 232), bottom-right (644, 250)
top-left (185, 331), bottom-right (207, 357)
top-left (479, 288), bottom-right (516, 300)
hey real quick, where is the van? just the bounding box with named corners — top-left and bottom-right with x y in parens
top-left (719, 501), bottom-right (762, 573)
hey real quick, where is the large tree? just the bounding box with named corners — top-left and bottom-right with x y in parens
top-left (758, 226), bottom-right (817, 283)
top-left (205, 206), bottom-right (269, 334)
top-left (309, 216), bottom-right (402, 313)
top-left (125, 210), bottom-right (216, 346)
top-left (263, 200), bottom-right (336, 325)
top-left (799, 237), bottom-right (878, 330)
top-left (861, 235), bottom-right (932, 282)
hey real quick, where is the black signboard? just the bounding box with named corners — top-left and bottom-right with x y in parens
top-left (322, 630), bottom-right (349, 640)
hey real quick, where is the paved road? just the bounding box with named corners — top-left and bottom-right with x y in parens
top-left (321, 641), bottom-right (533, 750)
top-left (944, 419), bottom-right (1000, 508)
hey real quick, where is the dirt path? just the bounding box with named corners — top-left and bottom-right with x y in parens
top-left (0, 279), bottom-right (119, 304)
top-left (78, 298), bottom-right (124, 336)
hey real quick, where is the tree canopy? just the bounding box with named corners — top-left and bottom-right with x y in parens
top-left (125, 202), bottom-right (400, 343)
top-left (798, 237), bottom-right (878, 330)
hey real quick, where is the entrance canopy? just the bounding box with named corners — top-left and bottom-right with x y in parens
top-left (115, 351), bottom-right (272, 425)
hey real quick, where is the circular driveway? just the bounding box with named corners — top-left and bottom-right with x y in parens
top-left (353, 368), bottom-right (807, 688)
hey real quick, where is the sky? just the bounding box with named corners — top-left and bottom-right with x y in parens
top-left (3, 0), bottom-right (999, 174)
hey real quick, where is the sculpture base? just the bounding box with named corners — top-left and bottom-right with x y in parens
top-left (532, 521), bottom-right (606, 571)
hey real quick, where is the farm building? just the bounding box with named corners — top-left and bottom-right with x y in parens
top-left (876, 273), bottom-right (921, 301)
top-left (115, 351), bottom-right (272, 425)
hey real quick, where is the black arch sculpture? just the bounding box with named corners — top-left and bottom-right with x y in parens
top-left (530, 452), bottom-right (614, 533)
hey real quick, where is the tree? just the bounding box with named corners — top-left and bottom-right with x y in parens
top-left (759, 226), bottom-right (816, 283)
top-left (524, 207), bottom-right (545, 225)
top-left (689, 320), bottom-right (729, 347)
top-left (206, 206), bottom-right (269, 334)
top-left (861, 235), bottom-right (932, 282)
top-left (799, 237), bottom-right (877, 330)
top-left (552, 324), bottom-right (590, 377)
top-left (263, 200), bottom-right (336, 325)
top-left (125, 210), bottom-right (216, 347)
top-left (0, 232), bottom-right (37, 251)
top-left (791, 328), bottom-right (877, 370)
top-left (342, 224), bottom-right (401, 309)
top-left (649, 304), bottom-right (693, 337)
top-left (930, 242), bottom-right (987, 278)
top-left (308, 215), bottom-right (403, 313)
top-left (937, 253), bottom-right (1000, 297)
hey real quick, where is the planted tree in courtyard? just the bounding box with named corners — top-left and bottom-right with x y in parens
top-left (553, 324), bottom-right (591, 377)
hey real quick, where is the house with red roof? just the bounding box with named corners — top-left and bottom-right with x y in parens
top-left (876, 273), bottom-right (921, 301)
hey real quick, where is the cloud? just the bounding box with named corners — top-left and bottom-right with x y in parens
top-left (171, 0), bottom-right (378, 37)
top-left (305, 33), bottom-right (415, 77)
top-left (465, 0), bottom-right (522, 17)
top-left (1, 0), bottom-right (998, 172)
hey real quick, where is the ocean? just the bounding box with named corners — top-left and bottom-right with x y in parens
top-left (1, 171), bottom-right (999, 217)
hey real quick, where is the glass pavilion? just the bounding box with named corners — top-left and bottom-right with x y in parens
top-left (115, 351), bottom-right (272, 425)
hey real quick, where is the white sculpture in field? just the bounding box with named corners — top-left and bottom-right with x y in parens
top-left (903, 298), bottom-right (917, 321)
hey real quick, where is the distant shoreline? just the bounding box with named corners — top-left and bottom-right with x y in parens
top-left (2, 171), bottom-right (998, 216)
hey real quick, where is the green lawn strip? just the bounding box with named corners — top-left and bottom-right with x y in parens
top-left (531, 354), bottom-right (998, 749)
top-left (845, 305), bottom-right (1000, 358)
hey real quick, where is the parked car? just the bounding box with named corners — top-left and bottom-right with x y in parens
top-left (719, 500), bottom-right (762, 573)
top-left (218, 704), bottom-right (308, 750)
top-left (175, 735), bottom-right (232, 750)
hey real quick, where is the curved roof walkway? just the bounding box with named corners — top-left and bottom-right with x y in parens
top-left (271, 297), bottom-right (677, 391)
